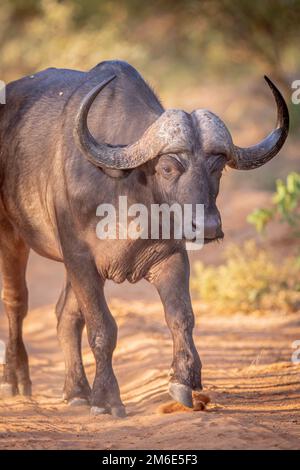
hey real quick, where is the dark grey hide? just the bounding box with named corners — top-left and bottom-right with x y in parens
top-left (0, 60), bottom-right (289, 416)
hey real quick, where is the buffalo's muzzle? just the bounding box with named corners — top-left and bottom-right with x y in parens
top-left (203, 214), bottom-right (223, 242)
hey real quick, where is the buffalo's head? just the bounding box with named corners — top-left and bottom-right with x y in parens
top-left (74, 75), bottom-right (289, 243)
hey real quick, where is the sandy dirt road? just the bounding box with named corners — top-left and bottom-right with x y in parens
top-left (0, 189), bottom-right (299, 449)
top-left (0, 298), bottom-right (299, 450)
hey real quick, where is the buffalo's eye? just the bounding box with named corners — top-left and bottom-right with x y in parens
top-left (161, 164), bottom-right (173, 176)
top-left (156, 155), bottom-right (185, 179)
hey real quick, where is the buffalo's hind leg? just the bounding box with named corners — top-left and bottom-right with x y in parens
top-left (56, 278), bottom-right (91, 406)
top-left (0, 221), bottom-right (31, 397)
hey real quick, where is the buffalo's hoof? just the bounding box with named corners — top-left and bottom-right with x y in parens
top-left (90, 406), bottom-right (108, 416)
top-left (110, 405), bottom-right (126, 418)
top-left (0, 383), bottom-right (16, 398)
top-left (90, 405), bottom-right (126, 418)
top-left (168, 382), bottom-right (193, 408)
top-left (68, 397), bottom-right (89, 407)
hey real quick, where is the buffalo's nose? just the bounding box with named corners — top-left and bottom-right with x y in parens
top-left (204, 214), bottom-right (223, 240)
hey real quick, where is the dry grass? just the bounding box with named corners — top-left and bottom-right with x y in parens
top-left (191, 240), bottom-right (300, 314)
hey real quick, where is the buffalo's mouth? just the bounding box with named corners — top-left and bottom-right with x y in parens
top-left (187, 223), bottom-right (224, 244)
top-left (183, 234), bottom-right (224, 244)
top-left (204, 235), bottom-right (224, 244)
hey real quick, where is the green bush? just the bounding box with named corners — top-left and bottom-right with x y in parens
top-left (247, 172), bottom-right (300, 236)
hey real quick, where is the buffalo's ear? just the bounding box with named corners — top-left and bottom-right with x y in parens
top-left (101, 168), bottom-right (131, 178)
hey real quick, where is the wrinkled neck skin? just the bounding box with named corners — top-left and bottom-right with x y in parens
top-left (55, 154), bottom-right (185, 285)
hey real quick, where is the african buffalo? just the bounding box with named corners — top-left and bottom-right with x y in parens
top-left (0, 60), bottom-right (289, 417)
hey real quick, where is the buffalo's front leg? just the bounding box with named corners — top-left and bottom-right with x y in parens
top-left (152, 251), bottom-right (202, 408)
top-left (63, 250), bottom-right (125, 418)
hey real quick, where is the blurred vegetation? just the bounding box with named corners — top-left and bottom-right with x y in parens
top-left (248, 172), bottom-right (300, 236)
top-left (191, 240), bottom-right (300, 314)
top-left (1, 0), bottom-right (299, 89)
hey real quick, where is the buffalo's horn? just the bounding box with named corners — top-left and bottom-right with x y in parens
top-left (74, 75), bottom-right (164, 169)
top-left (228, 76), bottom-right (289, 170)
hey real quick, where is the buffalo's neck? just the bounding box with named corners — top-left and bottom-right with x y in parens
top-left (82, 169), bottom-right (184, 283)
